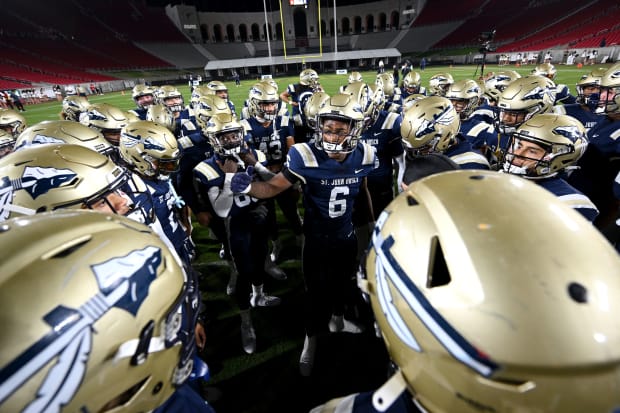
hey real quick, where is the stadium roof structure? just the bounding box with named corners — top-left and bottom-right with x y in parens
top-left (204, 48), bottom-right (401, 71)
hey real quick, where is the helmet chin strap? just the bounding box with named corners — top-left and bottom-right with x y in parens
top-left (372, 369), bottom-right (408, 412)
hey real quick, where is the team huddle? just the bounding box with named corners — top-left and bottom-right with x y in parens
top-left (0, 62), bottom-right (619, 412)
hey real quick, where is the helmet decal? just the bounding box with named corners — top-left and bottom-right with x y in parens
top-left (122, 131), bottom-right (166, 152)
top-left (416, 105), bottom-right (456, 138)
top-left (554, 125), bottom-right (582, 141)
top-left (0, 246), bottom-right (161, 409)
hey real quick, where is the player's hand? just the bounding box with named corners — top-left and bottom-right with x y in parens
top-left (217, 157), bottom-right (239, 174)
top-left (231, 166), bottom-right (254, 194)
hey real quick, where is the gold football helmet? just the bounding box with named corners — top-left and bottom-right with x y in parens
top-left (190, 84), bottom-right (214, 109)
top-left (531, 62), bottom-right (557, 80)
top-left (84, 103), bottom-right (130, 146)
top-left (401, 93), bottom-right (427, 112)
top-left (157, 85), bottom-right (185, 113)
top-left (299, 68), bottom-right (320, 88)
top-left (0, 144), bottom-right (138, 221)
top-left (340, 82), bottom-right (374, 129)
top-left (444, 79), bottom-right (482, 120)
top-left (61, 95), bottom-right (91, 122)
top-left (119, 121), bottom-right (181, 179)
top-left (376, 72), bottom-right (396, 98)
top-left (206, 80), bottom-right (229, 101)
top-left (575, 67), bottom-right (606, 106)
top-left (315, 93), bottom-right (365, 154)
top-left (496, 75), bottom-right (556, 134)
top-left (15, 120), bottom-right (116, 159)
top-left (401, 96), bottom-right (460, 154)
top-left (597, 63), bottom-right (620, 115)
top-left (248, 81), bottom-right (280, 121)
top-left (402, 71), bottom-right (422, 94)
top-left (428, 72), bottom-right (454, 96)
top-left (304, 91), bottom-right (330, 131)
top-left (0, 129), bottom-right (15, 158)
top-left (483, 70), bottom-right (522, 103)
top-left (361, 170), bottom-right (620, 413)
top-left (132, 84), bottom-right (156, 108)
top-left (194, 95), bottom-right (232, 132)
top-left (348, 71), bottom-right (363, 84)
top-left (0, 210), bottom-right (194, 413)
top-left (205, 112), bottom-right (245, 157)
top-left (146, 104), bottom-right (176, 132)
top-left (0, 108), bottom-right (27, 138)
top-left (502, 113), bottom-right (588, 178)
top-left (368, 83), bottom-right (386, 114)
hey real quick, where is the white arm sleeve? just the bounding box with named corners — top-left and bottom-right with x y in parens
top-left (208, 173), bottom-right (235, 218)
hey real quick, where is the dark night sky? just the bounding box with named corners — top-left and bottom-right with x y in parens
top-left (145, 0), bottom-right (373, 13)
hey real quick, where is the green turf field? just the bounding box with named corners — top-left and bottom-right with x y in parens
top-left (13, 63), bottom-right (614, 412)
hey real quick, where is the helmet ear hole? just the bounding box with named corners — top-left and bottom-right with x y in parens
top-left (427, 237), bottom-right (451, 288)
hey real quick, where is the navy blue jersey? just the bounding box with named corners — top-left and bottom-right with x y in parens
top-left (153, 383), bottom-right (215, 413)
top-left (586, 116), bottom-right (620, 158)
top-left (470, 102), bottom-right (497, 125)
top-left (241, 116), bottom-right (293, 168)
top-left (143, 177), bottom-right (194, 264)
top-left (129, 107), bottom-right (148, 120)
top-left (173, 109), bottom-right (212, 211)
top-left (460, 117), bottom-right (496, 150)
top-left (285, 142), bottom-right (377, 237)
top-left (286, 83), bottom-right (314, 125)
top-left (553, 104), bottom-right (602, 133)
top-left (194, 150), bottom-right (267, 218)
top-left (360, 110), bottom-right (404, 185)
top-left (537, 176), bottom-right (599, 222)
top-left (444, 135), bottom-right (490, 170)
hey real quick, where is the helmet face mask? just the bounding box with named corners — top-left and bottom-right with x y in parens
top-left (501, 113), bottom-right (587, 179)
